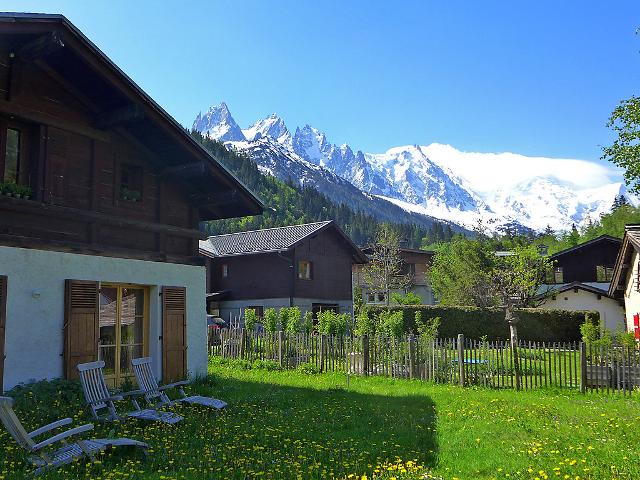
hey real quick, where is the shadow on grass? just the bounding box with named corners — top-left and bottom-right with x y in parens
top-left (1, 373), bottom-right (438, 479)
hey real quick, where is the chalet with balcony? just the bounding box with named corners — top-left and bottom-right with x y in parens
top-left (199, 221), bottom-right (367, 323)
top-left (0, 13), bottom-right (263, 391)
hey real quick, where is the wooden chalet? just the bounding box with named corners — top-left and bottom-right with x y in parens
top-left (199, 221), bottom-right (367, 323)
top-left (0, 13), bottom-right (263, 391)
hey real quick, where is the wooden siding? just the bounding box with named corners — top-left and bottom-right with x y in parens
top-left (208, 228), bottom-right (356, 302)
top-left (0, 47), bottom-right (202, 264)
top-left (553, 239), bottom-right (621, 283)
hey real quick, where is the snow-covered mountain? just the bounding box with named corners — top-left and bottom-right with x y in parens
top-left (193, 103), bottom-right (630, 232)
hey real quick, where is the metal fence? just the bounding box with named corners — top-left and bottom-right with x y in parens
top-left (209, 329), bottom-right (640, 393)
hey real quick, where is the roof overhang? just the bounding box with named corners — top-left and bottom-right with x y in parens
top-left (0, 12), bottom-right (264, 220)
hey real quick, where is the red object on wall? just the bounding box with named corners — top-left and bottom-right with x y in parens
top-left (634, 313), bottom-right (640, 340)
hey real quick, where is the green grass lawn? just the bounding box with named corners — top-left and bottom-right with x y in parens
top-left (1, 358), bottom-right (639, 479)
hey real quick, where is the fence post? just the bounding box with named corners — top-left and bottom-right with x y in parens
top-left (278, 330), bottom-right (284, 367)
top-left (408, 335), bottom-right (416, 379)
top-left (240, 328), bottom-right (247, 360)
top-left (362, 335), bottom-right (370, 376)
top-left (580, 341), bottom-right (587, 393)
top-left (319, 334), bottom-right (327, 373)
top-left (509, 323), bottom-right (521, 391)
top-left (457, 333), bottom-right (465, 386)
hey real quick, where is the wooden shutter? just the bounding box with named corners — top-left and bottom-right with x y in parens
top-left (0, 276), bottom-right (7, 392)
top-left (64, 280), bottom-right (99, 380)
top-left (162, 286), bottom-right (187, 383)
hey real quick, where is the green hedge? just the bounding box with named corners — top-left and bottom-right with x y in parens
top-left (366, 305), bottom-right (600, 342)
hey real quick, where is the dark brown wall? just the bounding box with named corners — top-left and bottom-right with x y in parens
top-left (293, 229), bottom-right (355, 301)
top-left (0, 49), bottom-right (199, 263)
top-left (210, 252), bottom-right (293, 301)
top-left (553, 239), bottom-right (621, 283)
top-left (208, 227), bottom-right (356, 301)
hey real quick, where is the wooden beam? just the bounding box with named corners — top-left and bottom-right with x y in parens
top-left (94, 104), bottom-right (145, 129)
top-left (0, 195), bottom-right (206, 239)
top-left (190, 189), bottom-right (239, 206)
top-left (0, 98), bottom-right (110, 142)
top-left (17, 31), bottom-right (65, 61)
top-left (34, 58), bottom-right (100, 112)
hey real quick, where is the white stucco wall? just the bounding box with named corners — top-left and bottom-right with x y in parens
top-left (539, 288), bottom-right (625, 332)
top-left (623, 251), bottom-right (640, 334)
top-left (0, 245), bottom-right (207, 391)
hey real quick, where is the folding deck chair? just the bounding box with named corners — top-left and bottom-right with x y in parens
top-left (131, 357), bottom-right (227, 410)
top-left (77, 361), bottom-right (183, 424)
top-left (0, 396), bottom-right (148, 476)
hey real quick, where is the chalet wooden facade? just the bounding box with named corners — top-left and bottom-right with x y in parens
top-left (0, 14), bottom-right (262, 391)
top-left (352, 247), bottom-right (436, 305)
top-left (199, 221), bottom-right (367, 323)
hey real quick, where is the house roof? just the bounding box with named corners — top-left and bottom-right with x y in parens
top-left (542, 281), bottom-right (612, 298)
top-left (200, 221), bottom-right (368, 263)
top-left (549, 234), bottom-right (621, 260)
top-left (608, 225), bottom-right (640, 298)
top-left (0, 12), bottom-right (264, 220)
top-left (360, 246), bottom-right (435, 257)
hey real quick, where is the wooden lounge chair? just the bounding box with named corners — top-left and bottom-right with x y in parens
top-left (0, 396), bottom-right (148, 475)
top-left (77, 361), bottom-right (183, 424)
top-left (131, 357), bottom-right (227, 410)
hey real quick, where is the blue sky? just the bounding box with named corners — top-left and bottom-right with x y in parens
top-left (3, 1), bottom-right (640, 162)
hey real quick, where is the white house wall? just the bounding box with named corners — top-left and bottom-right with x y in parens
top-left (623, 251), bottom-right (640, 333)
top-left (0, 245), bottom-right (207, 391)
top-left (539, 288), bottom-right (625, 332)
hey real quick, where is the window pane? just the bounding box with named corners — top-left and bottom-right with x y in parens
top-left (120, 345), bottom-right (143, 374)
top-left (4, 128), bottom-right (20, 183)
top-left (99, 287), bottom-right (118, 345)
top-left (100, 346), bottom-right (116, 375)
top-left (121, 289), bottom-right (144, 345)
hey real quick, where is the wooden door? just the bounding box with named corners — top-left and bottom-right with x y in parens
top-left (64, 280), bottom-right (99, 380)
top-left (0, 276), bottom-right (7, 392)
top-left (162, 286), bottom-right (187, 383)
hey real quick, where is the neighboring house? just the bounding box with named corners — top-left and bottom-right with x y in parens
top-left (538, 235), bottom-right (624, 332)
top-left (353, 247), bottom-right (436, 305)
top-left (0, 14), bottom-right (263, 391)
top-left (608, 225), bottom-right (640, 340)
top-left (199, 221), bottom-right (368, 323)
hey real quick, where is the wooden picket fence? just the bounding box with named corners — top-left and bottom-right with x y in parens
top-left (209, 329), bottom-right (640, 393)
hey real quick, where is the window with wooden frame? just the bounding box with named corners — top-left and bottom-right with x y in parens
top-left (119, 164), bottom-right (143, 203)
top-left (298, 260), bottom-right (313, 280)
top-left (553, 266), bottom-right (564, 284)
top-left (221, 264), bottom-right (229, 278)
top-left (0, 119), bottom-right (33, 196)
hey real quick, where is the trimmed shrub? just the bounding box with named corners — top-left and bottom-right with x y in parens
top-left (367, 305), bottom-right (599, 342)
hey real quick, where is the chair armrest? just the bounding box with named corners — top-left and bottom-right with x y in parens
top-left (29, 418), bottom-right (73, 438)
top-left (31, 423), bottom-right (94, 451)
top-left (158, 380), bottom-right (190, 391)
top-left (119, 389), bottom-right (144, 398)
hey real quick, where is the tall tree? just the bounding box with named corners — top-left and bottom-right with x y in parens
top-left (602, 96), bottom-right (640, 193)
top-left (362, 225), bottom-right (412, 306)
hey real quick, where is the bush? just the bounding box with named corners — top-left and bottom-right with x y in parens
top-left (263, 308), bottom-right (278, 333)
top-left (317, 310), bottom-right (349, 335)
top-left (252, 359), bottom-right (283, 371)
top-left (390, 291), bottom-right (422, 305)
top-left (367, 305), bottom-right (599, 342)
top-left (354, 310), bottom-right (375, 336)
top-left (244, 308), bottom-right (258, 332)
top-left (296, 362), bottom-right (320, 374)
top-left (302, 311), bottom-right (314, 334)
top-left (282, 307), bottom-right (302, 334)
top-left (376, 310), bottom-right (404, 337)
